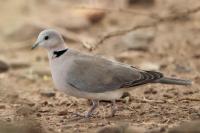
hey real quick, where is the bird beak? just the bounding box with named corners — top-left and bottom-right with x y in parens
top-left (31, 43), bottom-right (39, 50)
top-left (32, 40), bottom-right (41, 50)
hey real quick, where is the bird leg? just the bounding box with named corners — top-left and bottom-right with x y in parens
top-left (110, 100), bottom-right (117, 117)
top-left (85, 100), bottom-right (99, 118)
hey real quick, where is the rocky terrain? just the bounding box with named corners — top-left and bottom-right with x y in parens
top-left (0, 0), bottom-right (200, 132)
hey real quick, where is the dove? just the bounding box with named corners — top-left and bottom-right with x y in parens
top-left (32, 29), bottom-right (192, 117)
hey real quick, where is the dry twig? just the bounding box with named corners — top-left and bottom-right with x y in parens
top-left (83, 6), bottom-right (200, 51)
top-left (72, 6), bottom-right (159, 18)
top-left (179, 97), bottom-right (200, 101)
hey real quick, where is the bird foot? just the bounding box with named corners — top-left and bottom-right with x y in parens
top-left (110, 100), bottom-right (117, 117)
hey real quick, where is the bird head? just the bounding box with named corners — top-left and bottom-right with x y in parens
top-left (32, 29), bottom-right (65, 50)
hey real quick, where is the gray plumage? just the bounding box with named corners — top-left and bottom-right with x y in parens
top-left (32, 29), bottom-right (192, 117)
top-left (66, 53), bottom-right (191, 93)
top-left (154, 77), bottom-right (192, 85)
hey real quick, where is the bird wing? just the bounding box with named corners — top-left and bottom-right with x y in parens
top-left (66, 54), bottom-right (163, 93)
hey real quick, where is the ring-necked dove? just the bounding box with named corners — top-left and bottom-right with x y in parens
top-left (32, 29), bottom-right (192, 117)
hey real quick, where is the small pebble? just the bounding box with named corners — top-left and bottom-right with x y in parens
top-left (57, 110), bottom-right (68, 116)
top-left (163, 94), bottom-right (173, 99)
top-left (40, 91), bottom-right (55, 97)
top-left (175, 64), bottom-right (191, 73)
top-left (0, 105), bottom-right (6, 109)
top-left (0, 60), bottom-right (9, 73)
top-left (144, 88), bottom-right (157, 94)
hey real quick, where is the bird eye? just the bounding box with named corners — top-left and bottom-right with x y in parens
top-left (44, 36), bottom-right (49, 40)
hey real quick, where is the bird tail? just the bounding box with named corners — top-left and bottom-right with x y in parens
top-left (154, 77), bottom-right (192, 86)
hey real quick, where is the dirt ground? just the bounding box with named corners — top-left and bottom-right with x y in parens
top-left (0, 0), bottom-right (200, 133)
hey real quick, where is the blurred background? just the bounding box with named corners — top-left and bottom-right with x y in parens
top-left (0, 0), bottom-right (200, 133)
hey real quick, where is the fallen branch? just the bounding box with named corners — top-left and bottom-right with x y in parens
top-left (83, 5), bottom-right (200, 51)
top-left (72, 6), bottom-right (159, 19)
top-left (156, 5), bottom-right (200, 22)
top-left (179, 97), bottom-right (200, 102)
top-left (83, 22), bottom-right (158, 51)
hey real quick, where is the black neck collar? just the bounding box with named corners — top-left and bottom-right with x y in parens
top-left (53, 48), bottom-right (68, 58)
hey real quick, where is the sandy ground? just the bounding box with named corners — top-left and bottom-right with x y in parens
top-left (0, 0), bottom-right (200, 132)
